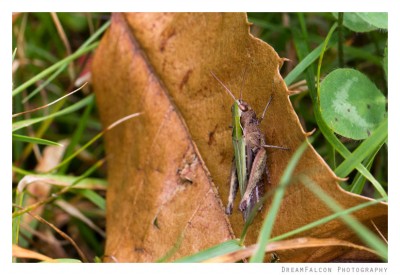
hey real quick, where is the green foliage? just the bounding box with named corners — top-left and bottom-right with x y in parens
top-left (332, 12), bottom-right (387, 32)
top-left (12, 13), bottom-right (110, 263)
top-left (320, 68), bottom-right (387, 140)
top-left (174, 239), bottom-right (242, 263)
top-left (354, 13), bottom-right (388, 30)
top-left (249, 12), bottom-right (387, 197)
top-left (12, 133), bottom-right (63, 146)
top-left (12, 95), bottom-right (94, 132)
top-left (383, 44), bottom-right (388, 81)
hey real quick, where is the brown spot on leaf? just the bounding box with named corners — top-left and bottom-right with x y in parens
top-left (179, 69), bottom-right (192, 90)
top-left (134, 247), bottom-right (145, 253)
top-left (177, 151), bottom-right (198, 184)
top-left (159, 26), bottom-right (176, 52)
top-left (208, 124), bottom-right (218, 145)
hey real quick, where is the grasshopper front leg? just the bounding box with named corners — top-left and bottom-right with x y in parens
top-left (226, 159), bottom-right (239, 215)
top-left (239, 147), bottom-right (267, 222)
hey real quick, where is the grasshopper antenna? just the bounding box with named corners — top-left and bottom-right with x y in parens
top-left (210, 71), bottom-right (237, 102)
top-left (239, 67), bottom-right (248, 101)
top-left (260, 95), bottom-right (273, 122)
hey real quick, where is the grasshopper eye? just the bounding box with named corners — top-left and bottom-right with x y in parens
top-left (239, 102), bottom-right (248, 112)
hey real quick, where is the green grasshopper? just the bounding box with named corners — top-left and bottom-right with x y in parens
top-left (211, 71), bottom-right (287, 222)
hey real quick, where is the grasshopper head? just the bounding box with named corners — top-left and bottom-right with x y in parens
top-left (237, 100), bottom-right (250, 112)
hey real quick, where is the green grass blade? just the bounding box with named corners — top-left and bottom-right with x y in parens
top-left (75, 221), bottom-right (103, 256)
top-left (343, 45), bottom-right (382, 66)
top-left (300, 175), bottom-right (388, 261)
top-left (250, 140), bottom-right (309, 263)
top-left (12, 165), bottom-right (32, 176)
top-left (316, 23), bottom-right (338, 95)
top-left (22, 65), bottom-right (66, 103)
top-left (12, 48), bottom-right (18, 62)
top-left (174, 239), bottom-right (242, 263)
top-left (247, 17), bottom-right (285, 32)
top-left (12, 43), bottom-right (98, 97)
top-left (26, 44), bottom-right (58, 63)
top-left (284, 38), bottom-right (336, 86)
top-left (157, 232), bottom-right (185, 263)
top-left (59, 98), bottom-right (95, 174)
top-left (327, 143), bottom-right (336, 169)
top-left (347, 143), bottom-right (384, 194)
top-left (49, 131), bottom-right (103, 173)
top-left (383, 43), bottom-right (388, 82)
top-left (335, 118), bottom-right (387, 177)
top-left (12, 133), bottom-right (63, 147)
top-left (75, 189), bottom-right (106, 210)
top-left (80, 19), bottom-right (111, 49)
top-left (337, 13), bottom-right (344, 67)
top-left (270, 198), bottom-right (384, 241)
top-left (12, 95), bottom-right (94, 132)
top-left (12, 191), bottom-right (25, 246)
top-left (47, 175), bottom-right (107, 189)
top-left (354, 165), bottom-right (386, 200)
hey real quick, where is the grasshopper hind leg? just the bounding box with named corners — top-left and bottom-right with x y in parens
top-left (239, 147), bottom-right (267, 222)
top-left (240, 183), bottom-right (265, 222)
top-left (226, 159), bottom-right (239, 215)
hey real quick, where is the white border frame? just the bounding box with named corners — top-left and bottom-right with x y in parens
top-left (2, 1), bottom-right (398, 275)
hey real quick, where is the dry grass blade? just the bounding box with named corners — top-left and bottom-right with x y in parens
top-left (50, 12), bottom-right (75, 80)
top-left (17, 174), bottom-right (106, 192)
top-left (22, 208), bottom-right (89, 262)
top-left (12, 83), bottom-right (87, 118)
top-left (287, 79), bottom-right (309, 96)
top-left (55, 200), bottom-right (106, 237)
top-left (371, 220), bottom-right (387, 244)
top-left (12, 244), bottom-right (52, 262)
top-left (203, 237), bottom-right (378, 263)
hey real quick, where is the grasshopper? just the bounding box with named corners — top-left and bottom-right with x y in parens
top-left (211, 71), bottom-right (287, 222)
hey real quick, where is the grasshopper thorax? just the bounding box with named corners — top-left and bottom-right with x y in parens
top-left (237, 100), bottom-right (259, 128)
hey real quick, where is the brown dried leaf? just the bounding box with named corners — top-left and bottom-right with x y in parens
top-left (92, 13), bottom-right (387, 262)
